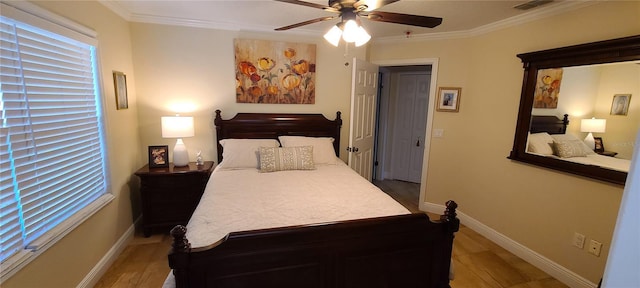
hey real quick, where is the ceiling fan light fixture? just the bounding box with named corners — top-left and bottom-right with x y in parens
top-left (323, 25), bottom-right (342, 46)
top-left (276, 0), bottom-right (442, 46)
top-left (354, 26), bottom-right (371, 47)
top-left (341, 19), bottom-right (360, 43)
top-left (323, 19), bottom-right (371, 47)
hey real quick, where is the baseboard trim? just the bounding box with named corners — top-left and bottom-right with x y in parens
top-left (421, 202), bottom-right (597, 288)
top-left (76, 217), bottom-right (139, 288)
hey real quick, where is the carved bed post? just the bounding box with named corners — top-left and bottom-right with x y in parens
top-left (562, 114), bottom-right (569, 134)
top-left (439, 200), bottom-right (459, 288)
top-left (334, 111), bottom-right (342, 157)
top-left (169, 225), bottom-right (191, 288)
top-left (214, 110), bottom-right (223, 163)
top-left (440, 200), bottom-right (460, 233)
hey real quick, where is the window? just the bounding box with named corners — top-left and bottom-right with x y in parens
top-left (0, 2), bottom-right (111, 279)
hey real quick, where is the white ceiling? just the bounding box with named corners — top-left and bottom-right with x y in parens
top-left (100, 0), bottom-right (594, 41)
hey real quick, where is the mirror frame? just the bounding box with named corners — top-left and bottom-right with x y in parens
top-left (509, 35), bottom-right (640, 186)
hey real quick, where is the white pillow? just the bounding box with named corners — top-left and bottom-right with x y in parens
top-left (259, 146), bottom-right (315, 172)
top-left (550, 134), bottom-right (595, 155)
top-left (218, 139), bottom-right (280, 169)
top-left (527, 132), bottom-right (554, 155)
top-left (278, 136), bottom-right (338, 164)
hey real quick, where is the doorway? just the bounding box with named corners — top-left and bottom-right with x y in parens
top-left (352, 57), bottom-right (438, 212)
top-left (374, 65), bottom-right (432, 183)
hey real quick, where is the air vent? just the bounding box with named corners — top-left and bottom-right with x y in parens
top-left (514, 0), bottom-right (554, 10)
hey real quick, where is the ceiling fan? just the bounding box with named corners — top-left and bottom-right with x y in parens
top-left (274, 0), bottom-right (442, 46)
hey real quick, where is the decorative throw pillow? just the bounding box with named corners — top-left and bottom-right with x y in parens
top-left (278, 136), bottom-right (338, 164)
top-left (551, 134), bottom-right (595, 155)
top-left (259, 146), bottom-right (315, 172)
top-left (553, 140), bottom-right (588, 158)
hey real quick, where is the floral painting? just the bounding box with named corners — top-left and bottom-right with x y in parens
top-left (533, 68), bottom-right (563, 108)
top-left (234, 39), bottom-right (316, 104)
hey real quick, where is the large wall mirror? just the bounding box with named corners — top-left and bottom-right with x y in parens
top-left (509, 35), bottom-right (640, 185)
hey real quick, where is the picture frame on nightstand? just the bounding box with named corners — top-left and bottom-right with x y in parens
top-left (594, 137), bottom-right (604, 153)
top-left (148, 145), bottom-right (169, 168)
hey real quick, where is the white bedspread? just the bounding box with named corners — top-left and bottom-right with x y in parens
top-left (163, 161), bottom-right (410, 288)
top-left (549, 154), bottom-right (630, 172)
top-left (186, 161), bottom-right (410, 248)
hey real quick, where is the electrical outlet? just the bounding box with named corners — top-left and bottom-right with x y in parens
top-left (433, 129), bottom-right (444, 138)
top-left (573, 233), bottom-right (585, 249)
top-left (588, 240), bottom-right (602, 256)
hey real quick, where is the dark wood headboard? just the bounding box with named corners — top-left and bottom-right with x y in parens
top-left (530, 114), bottom-right (569, 134)
top-left (214, 110), bottom-right (342, 163)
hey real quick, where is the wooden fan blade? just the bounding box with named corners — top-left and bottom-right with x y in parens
top-left (354, 0), bottom-right (400, 12)
top-left (275, 16), bottom-right (338, 31)
top-left (363, 11), bottom-right (442, 28)
top-left (274, 0), bottom-right (340, 13)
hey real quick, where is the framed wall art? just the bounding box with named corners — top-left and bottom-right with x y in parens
top-left (436, 87), bottom-right (461, 112)
top-left (533, 68), bottom-right (563, 109)
top-left (610, 94), bottom-right (631, 116)
top-left (234, 38), bottom-right (316, 104)
top-left (113, 71), bottom-right (128, 110)
top-left (148, 145), bottom-right (169, 168)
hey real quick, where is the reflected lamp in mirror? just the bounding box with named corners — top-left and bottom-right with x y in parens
top-left (161, 115), bottom-right (195, 167)
top-left (581, 118), bottom-right (606, 150)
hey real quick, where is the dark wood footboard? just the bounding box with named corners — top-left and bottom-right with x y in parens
top-left (168, 201), bottom-right (459, 288)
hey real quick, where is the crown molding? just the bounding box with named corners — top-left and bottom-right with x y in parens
top-left (99, 0), bottom-right (596, 43)
top-left (372, 0), bottom-right (597, 44)
top-left (97, 0), bottom-right (131, 21)
top-left (128, 11), bottom-right (324, 38)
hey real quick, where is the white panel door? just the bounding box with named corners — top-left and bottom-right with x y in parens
top-left (391, 72), bottom-right (430, 183)
top-left (349, 58), bottom-right (379, 181)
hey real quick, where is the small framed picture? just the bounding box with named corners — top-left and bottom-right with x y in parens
top-left (148, 145), bottom-right (169, 168)
top-left (436, 87), bottom-right (461, 112)
top-left (593, 137), bottom-right (604, 153)
top-left (113, 71), bottom-right (128, 110)
top-left (610, 94), bottom-right (631, 116)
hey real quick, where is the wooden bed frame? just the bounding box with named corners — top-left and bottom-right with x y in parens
top-left (530, 114), bottom-right (569, 134)
top-left (168, 110), bottom-right (460, 288)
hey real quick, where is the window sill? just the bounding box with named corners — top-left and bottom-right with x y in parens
top-left (0, 193), bottom-right (114, 283)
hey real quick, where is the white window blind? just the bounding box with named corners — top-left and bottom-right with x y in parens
top-left (0, 10), bottom-right (109, 271)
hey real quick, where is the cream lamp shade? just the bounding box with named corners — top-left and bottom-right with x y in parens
top-left (161, 116), bottom-right (194, 167)
top-left (581, 118), bottom-right (606, 150)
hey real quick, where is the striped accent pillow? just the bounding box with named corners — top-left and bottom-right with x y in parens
top-left (259, 146), bottom-right (315, 172)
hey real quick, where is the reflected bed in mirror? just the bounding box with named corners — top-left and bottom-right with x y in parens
top-left (528, 115), bottom-right (631, 173)
top-left (509, 35), bottom-right (640, 185)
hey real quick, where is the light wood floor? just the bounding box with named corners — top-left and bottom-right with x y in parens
top-left (95, 180), bottom-right (568, 288)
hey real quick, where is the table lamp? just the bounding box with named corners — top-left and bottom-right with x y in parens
top-left (581, 117), bottom-right (606, 150)
top-left (161, 115), bottom-right (194, 167)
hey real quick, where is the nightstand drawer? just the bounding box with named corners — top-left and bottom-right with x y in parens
top-left (135, 161), bottom-right (214, 236)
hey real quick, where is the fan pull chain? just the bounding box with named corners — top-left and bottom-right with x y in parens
top-left (344, 42), bottom-right (349, 58)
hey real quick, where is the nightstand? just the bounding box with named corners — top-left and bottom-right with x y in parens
top-left (596, 151), bottom-right (618, 157)
top-left (135, 161), bottom-right (214, 236)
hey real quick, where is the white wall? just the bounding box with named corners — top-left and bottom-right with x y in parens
top-left (130, 24), bottom-right (366, 164)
